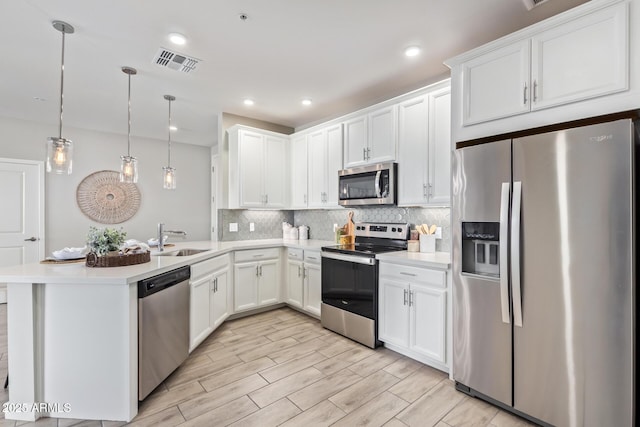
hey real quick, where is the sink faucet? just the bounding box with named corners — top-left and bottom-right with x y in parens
top-left (157, 223), bottom-right (187, 252)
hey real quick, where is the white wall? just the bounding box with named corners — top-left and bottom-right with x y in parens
top-left (0, 116), bottom-right (211, 254)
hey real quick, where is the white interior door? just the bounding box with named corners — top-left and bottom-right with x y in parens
top-left (0, 158), bottom-right (44, 302)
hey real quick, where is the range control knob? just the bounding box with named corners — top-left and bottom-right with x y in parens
top-left (398, 227), bottom-right (403, 233)
top-left (391, 227), bottom-right (397, 232)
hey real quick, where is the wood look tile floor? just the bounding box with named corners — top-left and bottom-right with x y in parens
top-left (0, 304), bottom-right (537, 427)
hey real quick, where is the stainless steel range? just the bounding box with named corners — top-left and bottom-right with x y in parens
top-left (321, 222), bottom-right (409, 348)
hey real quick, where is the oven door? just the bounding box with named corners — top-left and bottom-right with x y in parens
top-left (338, 162), bottom-right (396, 206)
top-left (321, 251), bottom-right (377, 319)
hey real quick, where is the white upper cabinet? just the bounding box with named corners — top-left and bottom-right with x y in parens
top-left (397, 82), bottom-right (451, 207)
top-left (462, 40), bottom-right (530, 126)
top-left (308, 124), bottom-right (343, 208)
top-left (343, 115), bottom-right (367, 168)
top-left (228, 125), bottom-right (288, 209)
top-left (290, 133), bottom-right (308, 209)
top-left (529, 4), bottom-right (627, 111)
top-left (446, 0), bottom-right (635, 142)
top-left (343, 106), bottom-right (397, 168)
top-left (427, 87), bottom-right (452, 206)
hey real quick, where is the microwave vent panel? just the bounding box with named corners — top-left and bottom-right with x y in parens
top-left (153, 48), bottom-right (200, 73)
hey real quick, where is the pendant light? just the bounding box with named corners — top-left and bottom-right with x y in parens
top-left (162, 95), bottom-right (177, 190)
top-left (120, 66), bottom-right (138, 183)
top-left (46, 20), bottom-right (75, 175)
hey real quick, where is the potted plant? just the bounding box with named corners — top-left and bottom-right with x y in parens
top-left (87, 226), bottom-right (127, 256)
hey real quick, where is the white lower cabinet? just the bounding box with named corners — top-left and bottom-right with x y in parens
top-left (234, 248), bottom-right (281, 312)
top-left (303, 250), bottom-right (321, 317)
top-left (189, 254), bottom-right (230, 352)
top-left (286, 248), bottom-right (321, 317)
top-left (286, 249), bottom-right (304, 308)
top-left (379, 262), bottom-right (448, 370)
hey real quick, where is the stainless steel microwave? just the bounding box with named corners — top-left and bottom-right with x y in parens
top-left (338, 162), bottom-right (397, 206)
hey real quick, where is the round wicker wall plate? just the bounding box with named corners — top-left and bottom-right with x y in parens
top-left (76, 170), bottom-right (141, 224)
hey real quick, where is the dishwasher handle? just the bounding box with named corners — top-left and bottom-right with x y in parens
top-left (138, 266), bottom-right (191, 298)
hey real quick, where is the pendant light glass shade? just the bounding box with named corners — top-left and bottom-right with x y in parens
top-left (120, 66), bottom-right (138, 183)
top-left (163, 95), bottom-right (177, 190)
top-left (163, 166), bottom-right (176, 189)
top-left (46, 20), bottom-right (74, 175)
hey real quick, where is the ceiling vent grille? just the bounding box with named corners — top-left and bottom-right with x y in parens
top-left (153, 48), bottom-right (200, 73)
top-left (522, 0), bottom-right (550, 10)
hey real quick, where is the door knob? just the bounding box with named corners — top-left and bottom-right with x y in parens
top-left (24, 237), bottom-right (39, 242)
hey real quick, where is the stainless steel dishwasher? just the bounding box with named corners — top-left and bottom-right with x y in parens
top-left (138, 265), bottom-right (190, 400)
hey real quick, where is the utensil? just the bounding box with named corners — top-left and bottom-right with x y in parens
top-left (429, 224), bottom-right (437, 235)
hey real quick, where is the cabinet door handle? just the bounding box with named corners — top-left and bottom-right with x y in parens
top-left (533, 80), bottom-right (538, 103)
top-left (523, 82), bottom-right (528, 105)
top-left (24, 237), bottom-right (39, 242)
top-left (265, 194), bottom-right (269, 204)
top-left (428, 183), bottom-right (433, 197)
top-left (403, 289), bottom-right (408, 306)
top-left (400, 272), bottom-right (417, 277)
top-left (363, 147), bottom-right (367, 161)
top-left (259, 265), bottom-right (263, 276)
top-left (366, 147), bottom-right (371, 160)
top-left (303, 267), bottom-right (307, 279)
top-left (298, 265), bottom-right (301, 277)
top-left (256, 265), bottom-right (259, 276)
top-left (409, 290), bottom-right (414, 307)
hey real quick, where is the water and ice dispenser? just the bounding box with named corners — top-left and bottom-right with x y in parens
top-left (461, 222), bottom-right (500, 277)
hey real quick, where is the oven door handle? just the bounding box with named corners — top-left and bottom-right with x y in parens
top-left (321, 251), bottom-right (376, 266)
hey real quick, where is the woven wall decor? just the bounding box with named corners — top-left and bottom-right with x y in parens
top-left (76, 170), bottom-right (141, 224)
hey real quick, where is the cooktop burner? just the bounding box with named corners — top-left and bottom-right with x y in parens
top-left (321, 222), bottom-right (410, 257)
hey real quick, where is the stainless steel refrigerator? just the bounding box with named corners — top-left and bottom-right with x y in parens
top-left (452, 117), bottom-right (635, 427)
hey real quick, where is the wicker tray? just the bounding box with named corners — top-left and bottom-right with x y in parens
top-left (86, 251), bottom-right (150, 268)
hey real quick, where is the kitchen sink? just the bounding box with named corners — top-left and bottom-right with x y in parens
top-left (155, 249), bottom-right (209, 257)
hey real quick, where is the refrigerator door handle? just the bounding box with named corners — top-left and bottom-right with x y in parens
top-left (499, 182), bottom-right (510, 324)
top-left (511, 181), bottom-right (523, 327)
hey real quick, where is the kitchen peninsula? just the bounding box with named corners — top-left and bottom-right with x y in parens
top-left (0, 239), bottom-right (343, 422)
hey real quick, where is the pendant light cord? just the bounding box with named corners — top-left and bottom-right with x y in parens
top-left (127, 72), bottom-right (132, 157)
top-left (167, 98), bottom-right (172, 167)
top-left (58, 27), bottom-right (65, 139)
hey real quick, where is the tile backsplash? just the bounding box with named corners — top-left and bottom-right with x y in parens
top-left (218, 210), bottom-right (294, 241)
top-left (219, 206), bottom-right (451, 252)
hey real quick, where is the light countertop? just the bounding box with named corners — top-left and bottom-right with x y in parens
top-left (0, 239), bottom-right (450, 285)
top-left (376, 250), bottom-right (451, 269)
top-left (0, 239), bottom-right (334, 285)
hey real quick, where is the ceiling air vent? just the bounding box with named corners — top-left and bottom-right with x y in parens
top-left (522, 0), bottom-right (550, 10)
top-left (153, 48), bottom-right (201, 73)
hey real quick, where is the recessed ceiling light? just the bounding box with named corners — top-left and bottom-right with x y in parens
top-left (301, 99), bottom-right (312, 106)
top-left (169, 125), bottom-right (178, 131)
top-left (404, 46), bottom-right (421, 57)
top-left (243, 99), bottom-right (254, 106)
top-left (168, 33), bottom-right (187, 45)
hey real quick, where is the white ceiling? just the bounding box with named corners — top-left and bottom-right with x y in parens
top-left (0, 0), bottom-right (588, 146)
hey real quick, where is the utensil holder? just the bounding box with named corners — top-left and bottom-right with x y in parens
top-left (419, 234), bottom-right (436, 253)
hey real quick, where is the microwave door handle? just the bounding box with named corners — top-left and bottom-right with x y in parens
top-left (375, 170), bottom-right (382, 197)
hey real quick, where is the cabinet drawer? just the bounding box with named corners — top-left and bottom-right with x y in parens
top-left (303, 250), bottom-right (321, 265)
top-left (235, 248), bottom-right (280, 263)
top-left (379, 262), bottom-right (446, 288)
top-left (288, 248), bottom-right (303, 260)
top-left (191, 254), bottom-right (230, 279)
